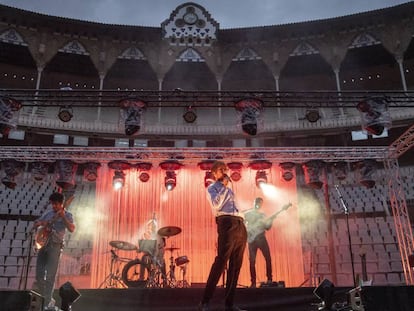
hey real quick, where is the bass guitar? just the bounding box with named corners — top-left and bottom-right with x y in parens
top-left (246, 202), bottom-right (292, 243)
top-left (33, 195), bottom-right (74, 252)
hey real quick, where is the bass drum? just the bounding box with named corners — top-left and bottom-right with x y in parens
top-left (122, 259), bottom-right (147, 288)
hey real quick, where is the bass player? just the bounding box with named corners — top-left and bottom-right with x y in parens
top-left (244, 197), bottom-right (291, 288)
top-left (32, 192), bottom-right (75, 310)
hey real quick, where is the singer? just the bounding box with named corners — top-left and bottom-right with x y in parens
top-left (198, 161), bottom-right (247, 311)
top-left (32, 192), bottom-right (75, 310)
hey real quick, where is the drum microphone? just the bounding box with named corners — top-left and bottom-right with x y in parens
top-left (110, 249), bottom-right (118, 258)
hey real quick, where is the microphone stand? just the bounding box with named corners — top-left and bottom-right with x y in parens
top-left (334, 185), bottom-right (356, 287)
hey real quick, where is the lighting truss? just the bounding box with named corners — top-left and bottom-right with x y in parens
top-left (2, 89), bottom-right (414, 108)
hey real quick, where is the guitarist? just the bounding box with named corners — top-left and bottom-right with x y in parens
top-left (244, 197), bottom-right (273, 288)
top-left (33, 192), bottom-right (75, 310)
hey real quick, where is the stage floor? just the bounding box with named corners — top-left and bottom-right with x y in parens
top-left (3, 286), bottom-right (414, 311)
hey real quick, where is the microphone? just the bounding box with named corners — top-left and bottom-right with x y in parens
top-left (223, 174), bottom-right (232, 182)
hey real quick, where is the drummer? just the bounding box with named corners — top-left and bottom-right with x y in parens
top-left (140, 218), bottom-right (167, 283)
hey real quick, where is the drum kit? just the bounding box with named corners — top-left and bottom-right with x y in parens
top-left (100, 226), bottom-right (190, 289)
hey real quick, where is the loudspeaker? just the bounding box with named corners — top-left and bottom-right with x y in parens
top-left (59, 281), bottom-right (81, 311)
top-left (0, 290), bottom-right (43, 311)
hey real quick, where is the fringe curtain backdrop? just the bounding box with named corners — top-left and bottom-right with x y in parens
top-left (91, 164), bottom-right (304, 288)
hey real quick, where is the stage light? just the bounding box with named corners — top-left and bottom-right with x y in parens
top-left (165, 171), bottom-right (176, 191)
top-left (227, 162), bottom-right (243, 182)
top-left (160, 160), bottom-right (182, 191)
top-left (83, 162), bottom-right (101, 182)
top-left (357, 97), bottom-right (391, 136)
top-left (183, 106), bottom-right (197, 123)
top-left (0, 96), bottom-right (22, 136)
top-left (58, 106), bottom-right (73, 122)
top-left (355, 159), bottom-right (377, 188)
top-left (348, 286), bottom-right (364, 311)
top-left (332, 161), bottom-right (348, 181)
top-left (113, 170), bottom-right (125, 190)
top-left (305, 109), bottom-right (320, 123)
top-left (255, 170), bottom-right (267, 188)
top-left (1, 159), bottom-right (24, 189)
top-left (108, 160), bottom-right (132, 190)
top-left (234, 98), bottom-right (263, 136)
top-left (136, 162), bottom-right (152, 183)
top-left (59, 281), bottom-right (81, 311)
top-left (139, 172), bottom-right (150, 182)
top-left (279, 162), bottom-right (295, 181)
top-left (204, 171), bottom-right (214, 187)
top-left (302, 160), bottom-right (325, 189)
top-left (119, 98), bottom-right (146, 136)
top-left (30, 161), bottom-right (50, 181)
top-left (55, 160), bottom-right (78, 190)
top-left (313, 279), bottom-right (335, 311)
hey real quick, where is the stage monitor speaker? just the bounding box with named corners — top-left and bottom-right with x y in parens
top-left (191, 282), bottom-right (206, 288)
top-left (0, 290), bottom-right (43, 311)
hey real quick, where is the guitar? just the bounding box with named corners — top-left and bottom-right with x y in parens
top-left (33, 195), bottom-right (74, 252)
top-left (246, 203), bottom-right (292, 243)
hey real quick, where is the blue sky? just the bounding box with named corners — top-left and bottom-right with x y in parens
top-left (0, 0), bottom-right (410, 28)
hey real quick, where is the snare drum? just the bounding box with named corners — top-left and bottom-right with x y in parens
top-left (175, 255), bottom-right (189, 266)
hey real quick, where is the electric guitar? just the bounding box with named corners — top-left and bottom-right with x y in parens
top-left (33, 195), bottom-right (74, 252)
top-left (246, 202), bottom-right (292, 243)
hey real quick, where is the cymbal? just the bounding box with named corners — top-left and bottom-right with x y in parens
top-left (157, 226), bottom-right (182, 237)
top-left (109, 240), bottom-right (137, 251)
top-left (165, 247), bottom-right (180, 252)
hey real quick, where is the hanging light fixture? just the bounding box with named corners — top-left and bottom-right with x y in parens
top-left (198, 160), bottom-right (215, 188)
top-left (119, 98), bottom-right (147, 136)
top-left (83, 162), bottom-right (101, 182)
top-left (249, 160), bottom-right (272, 188)
top-left (227, 162), bottom-right (243, 182)
top-left (55, 160), bottom-right (78, 190)
top-left (356, 96), bottom-right (391, 136)
top-left (0, 96), bottom-right (22, 136)
top-left (234, 98), bottom-right (263, 136)
top-left (302, 160), bottom-right (325, 189)
top-left (108, 160), bottom-right (132, 190)
top-left (136, 162), bottom-right (152, 183)
top-left (331, 161), bottom-right (348, 181)
top-left (1, 159), bottom-right (24, 189)
top-left (160, 160), bottom-right (183, 191)
top-left (30, 161), bottom-right (50, 182)
top-left (279, 162), bottom-right (296, 182)
top-left (305, 109), bottom-right (320, 123)
top-left (58, 106), bottom-right (73, 122)
top-left (355, 159), bottom-right (377, 188)
top-left (183, 106), bottom-right (197, 123)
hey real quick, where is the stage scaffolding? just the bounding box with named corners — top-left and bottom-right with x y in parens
top-left (0, 144), bottom-right (413, 284)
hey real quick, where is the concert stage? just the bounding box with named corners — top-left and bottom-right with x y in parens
top-left (4, 286), bottom-right (414, 311)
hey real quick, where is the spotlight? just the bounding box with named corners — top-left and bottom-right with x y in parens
top-left (119, 98), bottom-right (146, 136)
top-left (234, 98), bottom-right (263, 136)
top-left (108, 160), bottom-right (132, 190)
top-left (160, 160), bottom-right (182, 191)
top-left (357, 97), bottom-right (391, 135)
top-left (55, 160), bottom-right (78, 190)
top-left (305, 109), bottom-right (320, 123)
top-left (0, 96), bottom-right (22, 136)
top-left (279, 162), bottom-right (295, 181)
top-left (332, 161), bottom-right (348, 181)
top-left (113, 170), bottom-right (125, 190)
top-left (255, 171), bottom-right (267, 188)
top-left (136, 162), bottom-right (152, 183)
top-left (183, 106), bottom-right (197, 123)
top-left (83, 162), bottom-right (101, 182)
top-left (139, 172), bottom-right (150, 182)
top-left (227, 162), bottom-right (243, 182)
top-left (58, 106), bottom-right (73, 122)
top-left (355, 159), bottom-right (377, 188)
top-left (1, 159), bottom-right (24, 189)
top-left (313, 279), bottom-right (335, 310)
top-left (204, 171), bottom-right (214, 187)
top-left (59, 281), bottom-right (81, 311)
top-left (165, 171), bottom-right (176, 191)
top-left (30, 162), bottom-right (50, 181)
top-left (302, 160), bottom-right (325, 189)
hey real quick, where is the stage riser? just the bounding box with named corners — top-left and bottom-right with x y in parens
top-left (2, 286), bottom-right (414, 311)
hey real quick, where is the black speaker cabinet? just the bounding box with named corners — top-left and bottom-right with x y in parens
top-left (0, 290), bottom-right (44, 311)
